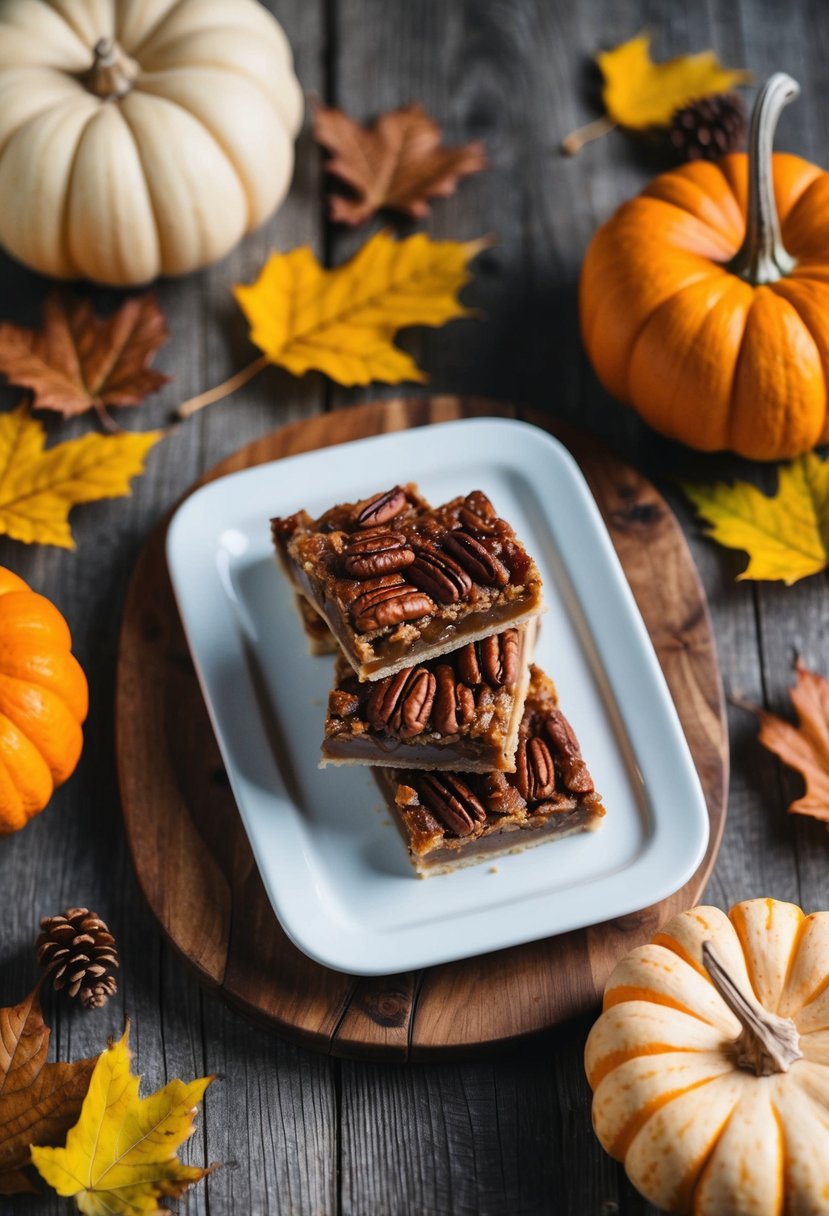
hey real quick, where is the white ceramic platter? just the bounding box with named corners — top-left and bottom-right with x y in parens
top-left (166, 418), bottom-right (709, 975)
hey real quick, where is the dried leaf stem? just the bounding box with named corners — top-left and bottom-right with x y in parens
top-left (561, 114), bottom-right (616, 155)
top-left (177, 354), bottom-right (269, 419)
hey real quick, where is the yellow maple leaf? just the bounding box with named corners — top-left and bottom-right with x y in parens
top-left (600, 33), bottom-right (750, 128)
top-left (234, 230), bottom-right (486, 385)
top-left (683, 452), bottom-right (829, 584)
top-left (563, 33), bottom-right (750, 153)
top-left (0, 404), bottom-right (160, 549)
top-left (30, 1027), bottom-right (214, 1215)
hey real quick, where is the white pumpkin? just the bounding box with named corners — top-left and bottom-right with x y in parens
top-left (0, 0), bottom-right (304, 285)
top-left (585, 899), bottom-right (829, 1214)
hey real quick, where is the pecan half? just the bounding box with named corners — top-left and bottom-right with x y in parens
top-left (408, 543), bottom-right (472, 604)
top-left (455, 630), bottom-right (519, 689)
top-left (416, 773), bottom-right (486, 837)
top-left (432, 665), bottom-right (477, 735)
top-left (350, 582), bottom-right (435, 632)
top-left (338, 572), bottom-right (402, 609)
top-left (479, 630), bottom-right (519, 688)
top-left (457, 490), bottom-right (498, 536)
top-left (465, 490), bottom-right (496, 520)
top-left (442, 530), bottom-right (509, 586)
top-left (513, 737), bottom-right (557, 802)
top-left (343, 529), bottom-right (415, 579)
top-left (351, 486), bottom-right (407, 528)
top-left (455, 641), bottom-right (481, 686)
top-left (367, 667), bottom-right (436, 738)
top-left (544, 710), bottom-right (594, 793)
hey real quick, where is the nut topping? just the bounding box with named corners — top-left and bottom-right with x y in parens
top-left (338, 572), bottom-right (403, 609)
top-left (545, 710), bottom-right (594, 793)
top-left (455, 641), bottom-right (481, 686)
top-left (513, 737), bottom-right (556, 802)
top-left (458, 491), bottom-right (498, 536)
top-left (350, 582), bottom-right (435, 632)
top-left (408, 543), bottom-right (473, 604)
top-left (458, 506), bottom-right (497, 535)
top-left (479, 630), bottom-right (519, 688)
top-left (432, 665), bottom-right (476, 735)
top-left (416, 773), bottom-right (486, 837)
top-left (351, 486), bottom-right (407, 529)
top-left (465, 490), bottom-right (496, 520)
top-left (442, 530), bottom-right (509, 587)
top-left (367, 667), bottom-right (436, 738)
top-left (455, 630), bottom-right (519, 689)
top-left (457, 683), bottom-right (476, 725)
top-left (343, 530), bottom-right (415, 579)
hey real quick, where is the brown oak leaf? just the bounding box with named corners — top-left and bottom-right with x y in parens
top-left (0, 986), bottom-right (96, 1194)
top-left (753, 660), bottom-right (829, 824)
top-left (313, 101), bottom-right (486, 226)
top-left (0, 292), bottom-right (170, 424)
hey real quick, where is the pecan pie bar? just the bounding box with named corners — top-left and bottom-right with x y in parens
top-left (272, 485), bottom-right (544, 682)
top-left (321, 622), bottom-right (537, 773)
top-left (374, 666), bottom-right (605, 876)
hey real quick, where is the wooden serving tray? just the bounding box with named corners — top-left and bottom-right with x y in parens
top-left (116, 397), bottom-right (727, 1061)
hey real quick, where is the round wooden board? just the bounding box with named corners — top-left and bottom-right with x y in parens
top-left (116, 397), bottom-right (727, 1061)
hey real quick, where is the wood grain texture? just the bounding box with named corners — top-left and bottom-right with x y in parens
top-left (116, 396), bottom-right (727, 1059)
top-left (2, 0), bottom-right (826, 1211)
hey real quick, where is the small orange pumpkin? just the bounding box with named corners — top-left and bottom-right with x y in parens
top-left (580, 74), bottom-right (829, 460)
top-left (0, 566), bottom-right (88, 834)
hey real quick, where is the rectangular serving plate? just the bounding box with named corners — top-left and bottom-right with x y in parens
top-left (166, 418), bottom-right (709, 976)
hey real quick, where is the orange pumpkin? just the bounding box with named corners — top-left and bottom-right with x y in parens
top-left (580, 73), bottom-right (829, 460)
top-left (0, 566), bottom-right (88, 834)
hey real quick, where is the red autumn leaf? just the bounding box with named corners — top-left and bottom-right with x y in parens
top-left (313, 101), bottom-right (486, 226)
top-left (755, 660), bottom-right (829, 824)
top-left (0, 292), bottom-right (170, 423)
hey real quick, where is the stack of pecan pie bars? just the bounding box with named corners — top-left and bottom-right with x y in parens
top-left (272, 484), bottom-right (605, 876)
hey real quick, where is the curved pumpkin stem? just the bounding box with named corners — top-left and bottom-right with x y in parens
top-left (729, 72), bottom-right (800, 285)
top-left (702, 940), bottom-right (802, 1075)
top-left (83, 38), bottom-right (139, 100)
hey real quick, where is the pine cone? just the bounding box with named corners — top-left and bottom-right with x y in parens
top-left (669, 93), bottom-right (747, 162)
top-left (36, 908), bottom-right (119, 1009)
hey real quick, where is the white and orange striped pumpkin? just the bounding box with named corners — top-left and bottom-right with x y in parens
top-left (0, 0), bottom-right (304, 285)
top-left (586, 899), bottom-right (829, 1214)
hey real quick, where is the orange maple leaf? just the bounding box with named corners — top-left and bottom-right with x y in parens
top-left (313, 101), bottom-right (486, 226)
top-left (0, 292), bottom-right (170, 424)
top-left (755, 660), bottom-right (829, 824)
top-left (0, 986), bottom-right (95, 1194)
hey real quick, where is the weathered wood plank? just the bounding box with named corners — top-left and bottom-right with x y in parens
top-left (2, 0), bottom-right (826, 1211)
top-left (0, 0), bottom-right (336, 1211)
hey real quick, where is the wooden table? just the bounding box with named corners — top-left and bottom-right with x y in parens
top-left (1, 2), bottom-right (826, 1212)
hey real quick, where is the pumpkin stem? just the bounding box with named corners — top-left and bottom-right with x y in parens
top-left (83, 38), bottom-right (139, 100)
top-left (702, 940), bottom-right (803, 1076)
top-left (728, 73), bottom-right (800, 285)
